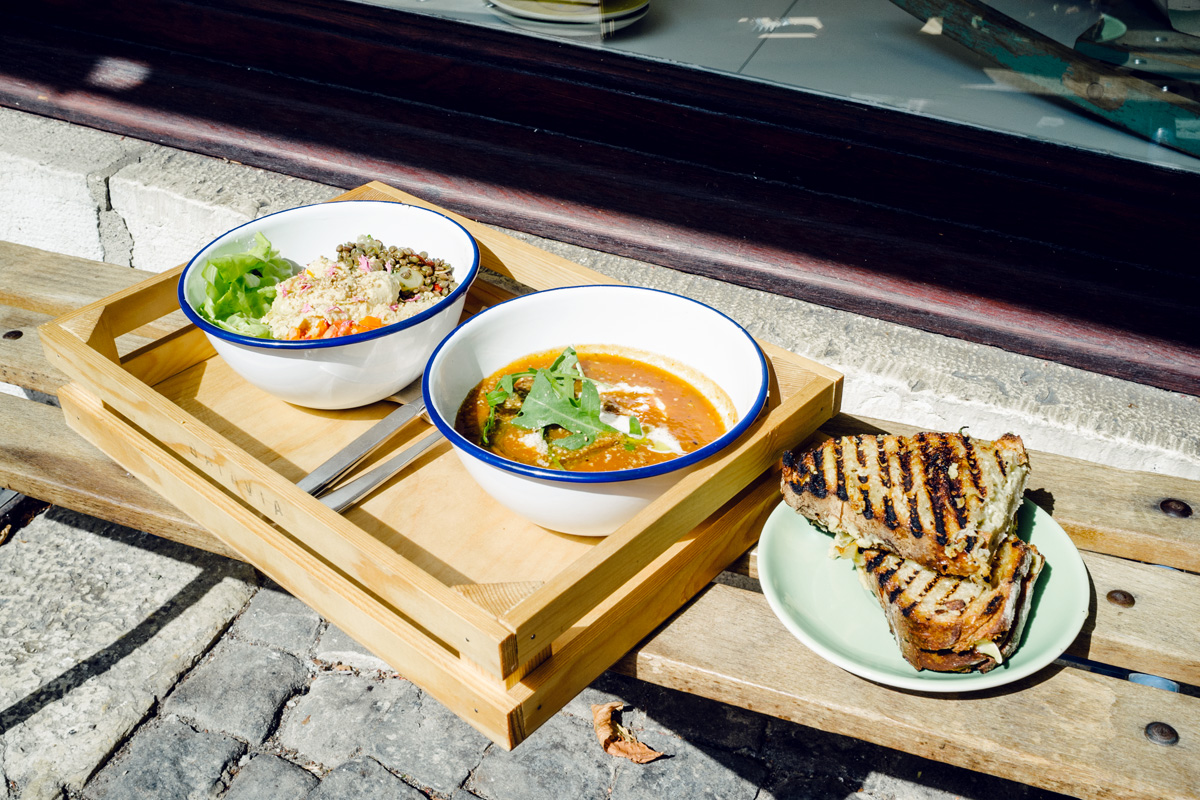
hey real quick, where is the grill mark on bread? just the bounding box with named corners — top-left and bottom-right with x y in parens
top-left (946, 436), bottom-right (970, 529)
top-left (899, 443), bottom-right (914, 494)
top-left (810, 446), bottom-right (828, 498)
top-left (877, 439), bottom-right (892, 488)
top-left (962, 434), bottom-right (986, 499)
top-left (860, 489), bottom-right (874, 520)
top-left (994, 447), bottom-right (1008, 478)
top-left (907, 495), bottom-right (924, 539)
top-left (930, 580), bottom-right (960, 609)
top-left (925, 439), bottom-right (952, 546)
top-left (854, 436), bottom-right (868, 484)
top-left (833, 439), bottom-right (849, 502)
top-left (883, 497), bottom-right (899, 529)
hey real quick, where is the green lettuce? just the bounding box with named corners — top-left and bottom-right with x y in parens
top-left (197, 232), bottom-right (294, 338)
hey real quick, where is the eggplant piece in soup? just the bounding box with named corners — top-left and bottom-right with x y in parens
top-left (454, 346), bottom-right (733, 472)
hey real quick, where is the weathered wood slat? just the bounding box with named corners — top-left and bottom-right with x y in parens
top-left (1072, 551), bottom-right (1200, 686)
top-left (0, 305), bottom-right (66, 395)
top-left (0, 390), bottom-right (232, 557)
top-left (0, 241), bottom-right (154, 316)
top-left (613, 582), bottom-right (1200, 800)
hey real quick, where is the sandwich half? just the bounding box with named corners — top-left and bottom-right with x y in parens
top-left (850, 533), bottom-right (1044, 673)
top-left (781, 431), bottom-right (1030, 582)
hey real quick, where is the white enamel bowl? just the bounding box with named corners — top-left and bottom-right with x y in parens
top-left (178, 201), bottom-right (479, 410)
top-left (423, 285), bottom-right (770, 537)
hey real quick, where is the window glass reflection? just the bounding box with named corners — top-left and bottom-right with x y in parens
top-left (358, 0), bottom-right (1200, 173)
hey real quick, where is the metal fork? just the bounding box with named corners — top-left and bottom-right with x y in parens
top-left (295, 376), bottom-right (427, 497)
top-left (317, 428), bottom-right (446, 512)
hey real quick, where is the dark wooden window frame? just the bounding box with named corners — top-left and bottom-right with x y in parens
top-left (4, 0), bottom-right (1198, 394)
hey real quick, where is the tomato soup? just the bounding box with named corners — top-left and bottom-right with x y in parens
top-left (454, 346), bottom-right (732, 472)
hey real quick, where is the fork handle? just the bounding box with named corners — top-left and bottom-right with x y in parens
top-left (297, 398), bottom-right (426, 496)
top-left (319, 429), bottom-right (445, 512)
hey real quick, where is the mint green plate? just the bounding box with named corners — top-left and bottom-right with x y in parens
top-left (758, 498), bottom-right (1091, 692)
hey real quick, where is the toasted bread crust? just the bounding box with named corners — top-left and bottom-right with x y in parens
top-left (857, 534), bottom-right (1044, 673)
top-left (781, 432), bottom-right (1030, 581)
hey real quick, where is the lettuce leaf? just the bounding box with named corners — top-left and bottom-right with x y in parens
top-left (197, 232), bottom-right (294, 338)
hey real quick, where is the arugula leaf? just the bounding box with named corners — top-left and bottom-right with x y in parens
top-left (197, 232), bottom-right (294, 337)
top-left (482, 347), bottom-right (619, 451)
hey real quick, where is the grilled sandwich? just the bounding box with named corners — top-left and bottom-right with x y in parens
top-left (781, 432), bottom-right (1030, 582)
top-left (851, 533), bottom-right (1044, 673)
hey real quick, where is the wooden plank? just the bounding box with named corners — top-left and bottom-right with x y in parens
top-left (0, 241), bottom-right (154, 317)
top-left (0, 306), bottom-right (68, 395)
top-left (0, 391), bottom-right (234, 558)
top-left (1026, 449), bottom-right (1200, 571)
top-left (614, 581), bottom-right (1200, 800)
top-left (1069, 551), bottom-right (1200, 687)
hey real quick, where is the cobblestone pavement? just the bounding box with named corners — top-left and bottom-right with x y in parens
top-left (0, 507), bottom-right (1075, 800)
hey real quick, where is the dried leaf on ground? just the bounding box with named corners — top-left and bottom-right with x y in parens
top-left (591, 701), bottom-right (665, 764)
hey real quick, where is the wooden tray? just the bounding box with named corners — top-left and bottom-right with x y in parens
top-left (39, 182), bottom-right (843, 748)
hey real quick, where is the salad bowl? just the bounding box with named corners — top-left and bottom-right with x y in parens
top-left (178, 200), bottom-right (479, 410)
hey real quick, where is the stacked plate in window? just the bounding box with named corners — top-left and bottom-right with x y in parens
top-left (488, 0), bottom-right (649, 37)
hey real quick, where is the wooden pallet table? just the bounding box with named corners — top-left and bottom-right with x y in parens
top-left (2, 185), bottom-right (1198, 797)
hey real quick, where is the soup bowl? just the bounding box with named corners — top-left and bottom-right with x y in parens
top-left (178, 200), bottom-right (479, 410)
top-left (423, 284), bottom-right (770, 536)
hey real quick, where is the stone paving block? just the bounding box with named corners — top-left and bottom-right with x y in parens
top-left (0, 509), bottom-right (256, 800)
top-left (467, 712), bottom-right (615, 800)
top-left (609, 735), bottom-right (765, 800)
top-left (756, 718), bottom-right (912, 800)
top-left (368, 689), bottom-right (493, 796)
top-left (223, 753), bottom-right (319, 800)
top-left (275, 670), bottom-right (490, 795)
top-left (636, 683), bottom-right (767, 756)
top-left (559, 671), bottom-right (651, 722)
top-left (315, 622), bottom-right (396, 674)
top-left (309, 756), bottom-right (429, 800)
top-left (229, 581), bottom-right (323, 656)
top-left (82, 717), bottom-right (246, 800)
top-left (162, 638), bottom-right (308, 744)
top-left (277, 672), bottom-right (421, 769)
